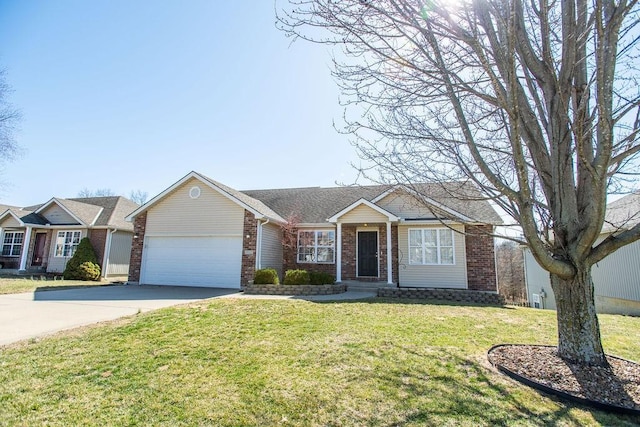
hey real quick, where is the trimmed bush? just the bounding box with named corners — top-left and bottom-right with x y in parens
top-left (254, 268), bottom-right (279, 285)
top-left (309, 271), bottom-right (335, 285)
top-left (63, 237), bottom-right (101, 281)
top-left (283, 269), bottom-right (310, 285)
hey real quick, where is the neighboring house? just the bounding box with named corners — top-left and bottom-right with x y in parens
top-left (524, 192), bottom-right (640, 316)
top-left (0, 196), bottom-right (139, 277)
top-left (126, 171), bottom-right (502, 291)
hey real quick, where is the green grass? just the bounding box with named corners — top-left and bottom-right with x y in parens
top-left (0, 298), bottom-right (638, 426)
top-left (0, 277), bottom-right (115, 295)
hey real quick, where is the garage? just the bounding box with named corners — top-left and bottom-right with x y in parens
top-left (140, 236), bottom-right (242, 288)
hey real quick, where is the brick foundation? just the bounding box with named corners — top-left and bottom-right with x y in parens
top-left (378, 287), bottom-right (504, 305)
top-left (465, 225), bottom-right (497, 291)
top-left (127, 212), bottom-right (147, 283)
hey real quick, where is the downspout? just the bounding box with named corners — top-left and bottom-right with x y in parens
top-left (256, 218), bottom-right (270, 271)
top-left (102, 229), bottom-right (117, 278)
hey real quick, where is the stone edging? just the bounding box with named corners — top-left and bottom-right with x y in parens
top-left (244, 283), bottom-right (347, 296)
top-left (488, 344), bottom-right (640, 416)
top-left (378, 287), bottom-right (504, 305)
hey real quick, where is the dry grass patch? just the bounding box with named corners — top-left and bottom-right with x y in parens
top-left (0, 277), bottom-right (115, 295)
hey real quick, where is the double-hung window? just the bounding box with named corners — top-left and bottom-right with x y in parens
top-left (55, 231), bottom-right (81, 257)
top-left (2, 231), bottom-right (24, 257)
top-left (409, 228), bottom-right (454, 265)
top-left (297, 230), bottom-right (335, 263)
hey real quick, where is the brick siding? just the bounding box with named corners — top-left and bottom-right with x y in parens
top-left (240, 210), bottom-right (257, 287)
top-left (464, 224), bottom-right (497, 291)
top-left (88, 229), bottom-right (107, 271)
top-left (282, 227), bottom-right (337, 278)
top-left (127, 212), bottom-right (147, 283)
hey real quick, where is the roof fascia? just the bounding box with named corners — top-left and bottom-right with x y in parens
top-left (35, 198), bottom-right (86, 225)
top-left (327, 198), bottom-right (399, 223)
top-left (125, 171), bottom-right (264, 222)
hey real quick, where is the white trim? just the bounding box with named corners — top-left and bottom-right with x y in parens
top-left (356, 227), bottom-right (379, 278)
top-left (35, 198), bottom-right (86, 225)
top-left (18, 226), bottom-right (32, 271)
top-left (102, 229), bottom-right (116, 277)
top-left (386, 221), bottom-right (393, 285)
top-left (328, 198), bottom-right (399, 223)
top-left (89, 207), bottom-right (104, 226)
top-left (372, 185), bottom-right (475, 223)
top-left (0, 210), bottom-right (26, 227)
top-left (297, 223), bottom-right (337, 228)
top-left (297, 229), bottom-right (336, 264)
top-left (143, 232), bottom-right (243, 238)
top-left (336, 222), bottom-right (342, 282)
top-left (407, 227), bottom-right (456, 265)
top-left (53, 230), bottom-right (82, 258)
top-left (2, 229), bottom-right (25, 258)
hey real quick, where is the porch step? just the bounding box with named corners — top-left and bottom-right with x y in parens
top-left (343, 281), bottom-right (396, 292)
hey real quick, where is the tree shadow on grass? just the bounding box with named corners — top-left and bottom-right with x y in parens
top-left (358, 346), bottom-right (636, 426)
top-left (314, 296), bottom-right (516, 310)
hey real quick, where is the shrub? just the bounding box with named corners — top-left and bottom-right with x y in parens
top-left (254, 268), bottom-right (279, 285)
top-left (283, 269), bottom-right (310, 285)
top-left (63, 237), bottom-right (101, 281)
top-left (309, 271), bottom-right (335, 285)
top-left (76, 262), bottom-right (102, 281)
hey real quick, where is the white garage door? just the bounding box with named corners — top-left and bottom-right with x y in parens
top-left (140, 236), bottom-right (242, 288)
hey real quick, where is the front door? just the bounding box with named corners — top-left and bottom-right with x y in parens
top-left (357, 231), bottom-right (378, 277)
top-left (31, 233), bottom-right (47, 266)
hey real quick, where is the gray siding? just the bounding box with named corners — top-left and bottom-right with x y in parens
top-left (260, 222), bottom-right (283, 279)
top-left (524, 240), bottom-right (640, 315)
top-left (107, 231), bottom-right (133, 276)
top-left (146, 177), bottom-right (245, 237)
top-left (40, 204), bottom-right (78, 225)
top-left (398, 224), bottom-right (467, 288)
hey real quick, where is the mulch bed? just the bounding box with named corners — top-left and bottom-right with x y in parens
top-left (488, 344), bottom-right (640, 414)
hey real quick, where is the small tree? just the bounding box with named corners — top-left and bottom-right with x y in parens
top-left (63, 237), bottom-right (101, 281)
top-left (496, 241), bottom-right (526, 304)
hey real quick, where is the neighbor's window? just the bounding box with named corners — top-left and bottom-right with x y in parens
top-left (297, 230), bottom-right (335, 263)
top-left (2, 231), bottom-right (24, 257)
top-left (55, 231), bottom-right (82, 257)
top-left (409, 228), bottom-right (454, 265)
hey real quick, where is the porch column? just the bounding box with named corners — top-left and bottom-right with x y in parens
top-left (336, 222), bottom-right (342, 282)
top-left (19, 226), bottom-right (33, 271)
top-left (386, 221), bottom-right (393, 285)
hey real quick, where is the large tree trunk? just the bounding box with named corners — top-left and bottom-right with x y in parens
top-left (550, 266), bottom-right (607, 366)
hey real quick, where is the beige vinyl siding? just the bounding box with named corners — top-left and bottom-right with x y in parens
top-left (146, 178), bottom-right (245, 236)
top-left (0, 216), bottom-right (21, 228)
top-left (340, 205), bottom-right (389, 223)
top-left (377, 193), bottom-right (436, 219)
top-left (525, 238), bottom-right (640, 315)
top-left (260, 222), bottom-right (283, 279)
top-left (40, 204), bottom-right (79, 225)
top-left (106, 231), bottom-right (133, 276)
top-left (46, 229), bottom-right (87, 273)
top-left (398, 224), bottom-right (467, 288)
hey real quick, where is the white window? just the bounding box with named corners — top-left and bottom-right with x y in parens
top-left (297, 230), bottom-right (335, 263)
top-left (55, 231), bottom-right (82, 257)
top-left (409, 228), bottom-right (455, 265)
top-left (2, 231), bottom-right (24, 257)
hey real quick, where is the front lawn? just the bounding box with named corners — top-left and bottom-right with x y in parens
top-left (0, 277), bottom-right (114, 295)
top-left (0, 298), bottom-right (638, 426)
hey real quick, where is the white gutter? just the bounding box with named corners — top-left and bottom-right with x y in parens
top-left (255, 218), bottom-right (270, 270)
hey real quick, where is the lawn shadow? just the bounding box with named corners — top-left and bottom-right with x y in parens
top-left (371, 346), bottom-right (626, 425)
top-left (313, 295), bottom-right (516, 310)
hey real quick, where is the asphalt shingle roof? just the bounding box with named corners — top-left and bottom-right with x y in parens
top-left (604, 192), bottom-right (640, 232)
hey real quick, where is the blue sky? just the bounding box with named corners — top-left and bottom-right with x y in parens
top-left (0, 1), bottom-right (366, 206)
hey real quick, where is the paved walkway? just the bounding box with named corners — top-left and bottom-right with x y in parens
top-left (0, 285), bottom-right (376, 346)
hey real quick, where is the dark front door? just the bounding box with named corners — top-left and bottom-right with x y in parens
top-left (357, 231), bottom-right (378, 277)
top-left (31, 233), bottom-right (47, 266)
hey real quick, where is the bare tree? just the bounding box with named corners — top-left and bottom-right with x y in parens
top-left (279, 0), bottom-right (640, 366)
top-left (128, 189), bottom-right (148, 205)
top-left (496, 240), bottom-right (526, 304)
top-left (77, 188), bottom-right (116, 198)
top-left (0, 69), bottom-right (21, 176)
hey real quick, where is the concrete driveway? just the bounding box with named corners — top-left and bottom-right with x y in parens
top-left (0, 285), bottom-right (238, 346)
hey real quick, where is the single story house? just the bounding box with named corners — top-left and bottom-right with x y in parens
top-left (524, 192), bottom-right (640, 316)
top-left (126, 171), bottom-right (502, 291)
top-left (0, 196), bottom-right (139, 278)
